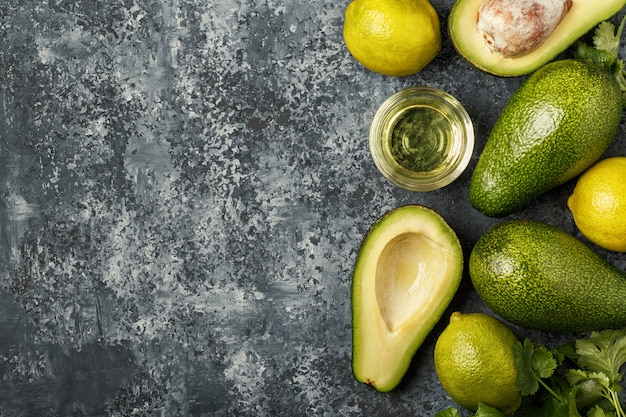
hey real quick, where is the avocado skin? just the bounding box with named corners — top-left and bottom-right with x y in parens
top-left (469, 59), bottom-right (623, 217)
top-left (469, 220), bottom-right (626, 332)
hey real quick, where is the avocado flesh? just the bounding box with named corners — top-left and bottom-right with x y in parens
top-left (352, 205), bottom-right (463, 392)
top-left (469, 59), bottom-right (623, 217)
top-left (449, 0), bottom-right (626, 76)
top-left (469, 220), bottom-right (626, 332)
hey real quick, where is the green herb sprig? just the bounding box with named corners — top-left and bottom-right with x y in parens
top-left (575, 14), bottom-right (626, 105)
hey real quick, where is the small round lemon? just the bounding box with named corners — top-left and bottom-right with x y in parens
top-left (568, 156), bottom-right (626, 252)
top-left (343, 0), bottom-right (441, 76)
top-left (434, 312), bottom-right (522, 415)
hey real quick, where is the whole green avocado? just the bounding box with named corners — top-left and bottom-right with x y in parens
top-left (469, 59), bottom-right (623, 217)
top-left (469, 220), bottom-right (626, 332)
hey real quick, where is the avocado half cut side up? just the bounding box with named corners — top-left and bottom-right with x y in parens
top-left (352, 205), bottom-right (463, 392)
top-left (449, 0), bottom-right (626, 77)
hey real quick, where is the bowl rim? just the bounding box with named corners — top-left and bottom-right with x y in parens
top-left (369, 86), bottom-right (475, 192)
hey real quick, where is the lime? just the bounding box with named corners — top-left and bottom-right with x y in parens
top-left (434, 312), bottom-right (522, 415)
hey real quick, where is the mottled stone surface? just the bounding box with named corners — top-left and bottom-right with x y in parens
top-left (1, 0), bottom-right (625, 416)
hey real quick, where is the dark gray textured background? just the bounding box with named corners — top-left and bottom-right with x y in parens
top-left (1, 0), bottom-right (625, 415)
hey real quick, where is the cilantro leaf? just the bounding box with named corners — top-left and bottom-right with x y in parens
top-left (575, 329), bottom-right (626, 390)
top-left (574, 14), bottom-right (626, 106)
top-left (593, 19), bottom-right (624, 57)
top-left (588, 405), bottom-right (613, 417)
top-left (434, 403), bottom-right (506, 417)
top-left (611, 59), bottom-right (626, 94)
top-left (566, 368), bottom-right (610, 409)
top-left (572, 375), bottom-right (609, 409)
top-left (568, 329), bottom-right (626, 417)
top-left (473, 402), bottom-right (506, 417)
top-left (434, 407), bottom-right (461, 417)
top-left (515, 389), bottom-right (571, 417)
top-left (566, 369), bottom-right (611, 389)
top-left (575, 42), bottom-right (618, 70)
top-left (514, 339), bottom-right (558, 396)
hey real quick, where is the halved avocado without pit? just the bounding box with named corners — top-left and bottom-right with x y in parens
top-left (449, 0), bottom-right (626, 77)
top-left (352, 205), bottom-right (463, 392)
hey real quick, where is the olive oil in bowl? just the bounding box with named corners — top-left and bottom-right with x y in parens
top-left (370, 87), bottom-right (474, 191)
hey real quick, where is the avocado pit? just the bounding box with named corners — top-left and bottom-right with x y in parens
top-left (477, 0), bottom-right (573, 57)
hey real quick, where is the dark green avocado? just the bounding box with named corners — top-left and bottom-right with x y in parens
top-left (469, 219), bottom-right (626, 332)
top-left (469, 59), bottom-right (623, 217)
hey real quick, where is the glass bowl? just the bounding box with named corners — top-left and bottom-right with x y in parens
top-left (369, 86), bottom-right (475, 191)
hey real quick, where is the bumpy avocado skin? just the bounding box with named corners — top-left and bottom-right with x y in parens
top-left (469, 59), bottom-right (623, 217)
top-left (469, 220), bottom-right (626, 332)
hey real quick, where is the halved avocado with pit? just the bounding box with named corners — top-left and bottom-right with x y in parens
top-left (352, 205), bottom-right (463, 392)
top-left (449, 0), bottom-right (626, 77)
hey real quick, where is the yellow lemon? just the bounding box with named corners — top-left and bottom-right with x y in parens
top-left (343, 0), bottom-right (441, 76)
top-left (568, 156), bottom-right (626, 252)
top-left (434, 312), bottom-right (522, 415)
